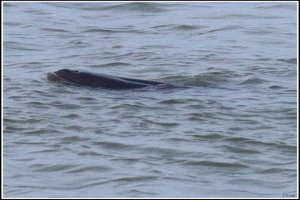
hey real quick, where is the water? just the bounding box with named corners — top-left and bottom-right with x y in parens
top-left (3, 2), bottom-right (298, 198)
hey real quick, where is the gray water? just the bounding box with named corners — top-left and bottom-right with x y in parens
top-left (3, 2), bottom-right (298, 198)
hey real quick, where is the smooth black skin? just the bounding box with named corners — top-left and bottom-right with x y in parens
top-left (47, 69), bottom-right (163, 89)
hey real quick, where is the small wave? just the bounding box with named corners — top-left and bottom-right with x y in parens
top-left (199, 25), bottom-right (242, 35)
top-left (65, 125), bottom-right (86, 131)
top-left (4, 22), bottom-right (23, 26)
top-left (269, 85), bottom-right (284, 90)
top-left (182, 160), bottom-right (248, 169)
top-left (245, 28), bottom-right (273, 35)
top-left (77, 151), bottom-right (104, 157)
top-left (82, 28), bottom-right (144, 34)
top-left (66, 166), bottom-right (113, 173)
top-left (225, 137), bottom-right (296, 153)
top-left (112, 175), bottom-right (159, 182)
top-left (61, 113), bottom-right (80, 119)
top-left (192, 133), bottom-right (226, 141)
top-left (174, 24), bottom-right (206, 31)
top-left (81, 2), bottom-right (169, 13)
top-left (3, 3), bottom-right (16, 7)
top-left (150, 24), bottom-right (208, 32)
top-left (142, 119), bottom-right (179, 127)
top-left (125, 189), bottom-right (158, 196)
top-left (239, 77), bottom-right (267, 85)
top-left (32, 164), bottom-right (79, 172)
top-left (4, 41), bottom-right (42, 52)
top-left (277, 58), bottom-right (297, 64)
top-left (92, 141), bottom-right (135, 150)
top-left (258, 168), bottom-right (296, 174)
top-left (221, 144), bottom-right (261, 154)
top-left (89, 62), bottom-right (131, 68)
top-left (112, 45), bottom-right (123, 48)
top-left (23, 9), bottom-right (50, 15)
top-left (213, 14), bottom-right (261, 19)
top-left (140, 146), bottom-right (185, 157)
top-left (23, 129), bottom-right (61, 135)
top-left (150, 24), bottom-right (174, 29)
top-left (60, 136), bottom-right (90, 142)
top-left (111, 158), bottom-right (140, 163)
top-left (255, 4), bottom-right (296, 11)
top-left (50, 103), bottom-right (81, 110)
top-left (41, 28), bottom-right (70, 33)
top-left (165, 71), bottom-right (236, 87)
top-left (215, 14), bottom-right (280, 20)
top-left (159, 99), bottom-right (187, 104)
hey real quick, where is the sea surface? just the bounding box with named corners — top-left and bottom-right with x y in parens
top-left (3, 2), bottom-right (298, 198)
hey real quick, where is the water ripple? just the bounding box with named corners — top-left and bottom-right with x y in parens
top-left (3, 2), bottom-right (297, 198)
